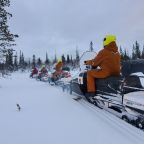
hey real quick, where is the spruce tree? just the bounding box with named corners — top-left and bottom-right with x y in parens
top-left (5, 48), bottom-right (14, 70)
top-left (123, 49), bottom-right (130, 61)
top-left (21, 52), bottom-right (25, 66)
top-left (28, 58), bottom-right (31, 69)
top-left (53, 51), bottom-right (57, 64)
top-left (135, 41), bottom-right (141, 59)
top-left (119, 46), bottom-right (124, 60)
top-left (45, 52), bottom-right (50, 65)
top-left (90, 41), bottom-right (94, 51)
top-left (37, 57), bottom-right (42, 66)
top-left (0, 0), bottom-right (18, 61)
top-left (61, 54), bottom-right (66, 64)
top-left (32, 54), bottom-right (36, 67)
top-left (70, 55), bottom-right (73, 65)
top-left (76, 47), bottom-right (80, 64)
top-left (141, 45), bottom-right (144, 59)
top-left (14, 52), bottom-right (18, 70)
top-left (132, 44), bottom-right (136, 60)
top-left (19, 50), bottom-right (22, 65)
top-left (67, 54), bottom-right (70, 64)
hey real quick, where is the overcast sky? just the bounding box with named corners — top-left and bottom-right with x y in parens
top-left (9, 0), bottom-right (144, 60)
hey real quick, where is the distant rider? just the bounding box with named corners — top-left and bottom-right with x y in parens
top-left (38, 64), bottom-right (48, 79)
top-left (30, 66), bottom-right (38, 78)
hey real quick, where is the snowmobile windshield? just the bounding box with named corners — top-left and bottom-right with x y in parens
top-left (121, 59), bottom-right (144, 77)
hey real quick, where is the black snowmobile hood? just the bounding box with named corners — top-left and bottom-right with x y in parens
top-left (121, 59), bottom-right (144, 77)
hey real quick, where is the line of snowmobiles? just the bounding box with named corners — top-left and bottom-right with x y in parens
top-left (65, 51), bottom-right (144, 130)
top-left (29, 51), bottom-right (144, 130)
top-left (30, 67), bottom-right (72, 86)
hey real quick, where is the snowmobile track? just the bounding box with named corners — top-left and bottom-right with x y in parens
top-left (75, 98), bottom-right (144, 143)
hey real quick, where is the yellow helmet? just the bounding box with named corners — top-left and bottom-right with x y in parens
top-left (57, 58), bottom-right (62, 63)
top-left (41, 64), bottom-right (45, 69)
top-left (103, 35), bottom-right (116, 46)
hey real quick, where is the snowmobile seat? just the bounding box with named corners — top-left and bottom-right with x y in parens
top-left (81, 72), bottom-right (122, 95)
top-left (70, 72), bottom-right (144, 97)
top-left (94, 75), bottom-right (143, 95)
top-left (96, 76), bottom-right (122, 94)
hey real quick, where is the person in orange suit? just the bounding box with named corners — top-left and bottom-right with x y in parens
top-left (52, 59), bottom-right (63, 81)
top-left (55, 59), bottom-right (63, 72)
top-left (85, 35), bottom-right (121, 96)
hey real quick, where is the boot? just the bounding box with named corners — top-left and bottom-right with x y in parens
top-left (85, 92), bottom-right (95, 97)
top-left (84, 92), bottom-right (95, 103)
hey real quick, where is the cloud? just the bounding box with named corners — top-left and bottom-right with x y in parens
top-left (9, 0), bottom-right (144, 59)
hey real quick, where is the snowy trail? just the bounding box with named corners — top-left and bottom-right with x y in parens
top-left (77, 99), bottom-right (144, 142)
top-left (0, 72), bottom-right (144, 144)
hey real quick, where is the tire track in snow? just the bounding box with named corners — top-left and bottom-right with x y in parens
top-left (76, 99), bottom-right (144, 144)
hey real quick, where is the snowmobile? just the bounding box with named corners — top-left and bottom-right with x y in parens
top-left (69, 51), bottom-right (144, 129)
top-left (49, 70), bottom-right (72, 86)
top-left (36, 71), bottom-right (49, 82)
top-left (30, 67), bottom-right (38, 78)
top-left (30, 73), bottom-right (38, 78)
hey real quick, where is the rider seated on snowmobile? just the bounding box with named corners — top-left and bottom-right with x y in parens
top-left (51, 59), bottom-right (63, 81)
top-left (84, 35), bottom-right (121, 97)
top-left (30, 65), bottom-right (38, 78)
top-left (38, 64), bottom-right (48, 79)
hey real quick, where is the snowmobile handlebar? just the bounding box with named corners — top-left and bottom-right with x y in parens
top-left (84, 64), bottom-right (99, 70)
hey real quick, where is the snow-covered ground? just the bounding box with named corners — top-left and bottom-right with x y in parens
top-left (0, 72), bottom-right (144, 144)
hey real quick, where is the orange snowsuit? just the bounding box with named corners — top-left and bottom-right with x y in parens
top-left (52, 62), bottom-right (63, 79)
top-left (55, 62), bottom-right (63, 71)
top-left (85, 42), bottom-right (121, 92)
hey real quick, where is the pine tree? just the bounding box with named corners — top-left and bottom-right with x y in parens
top-left (5, 48), bottom-right (14, 70)
top-left (32, 54), bottom-right (36, 66)
top-left (21, 52), bottom-right (25, 66)
top-left (28, 58), bottom-right (31, 69)
top-left (135, 41), bottom-right (141, 59)
top-left (19, 50), bottom-right (22, 65)
top-left (67, 54), bottom-right (70, 64)
top-left (141, 45), bottom-right (144, 59)
top-left (0, 0), bottom-right (18, 62)
top-left (53, 51), bottom-right (57, 63)
top-left (119, 46), bottom-right (124, 60)
top-left (123, 49), bottom-right (130, 61)
top-left (18, 52), bottom-right (25, 69)
top-left (90, 41), bottom-right (94, 51)
top-left (45, 52), bottom-right (50, 65)
top-left (70, 55), bottom-right (73, 65)
top-left (61, 54), bottom-right (66, 64)
top-left (37, 58), bottom-right (42, 66)
top-left (76, 47), bottom-right (80, 64)
top-left (132, 44), bottom-right (136, 60)
top-left (14, 52), bottom-right (18, 70)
